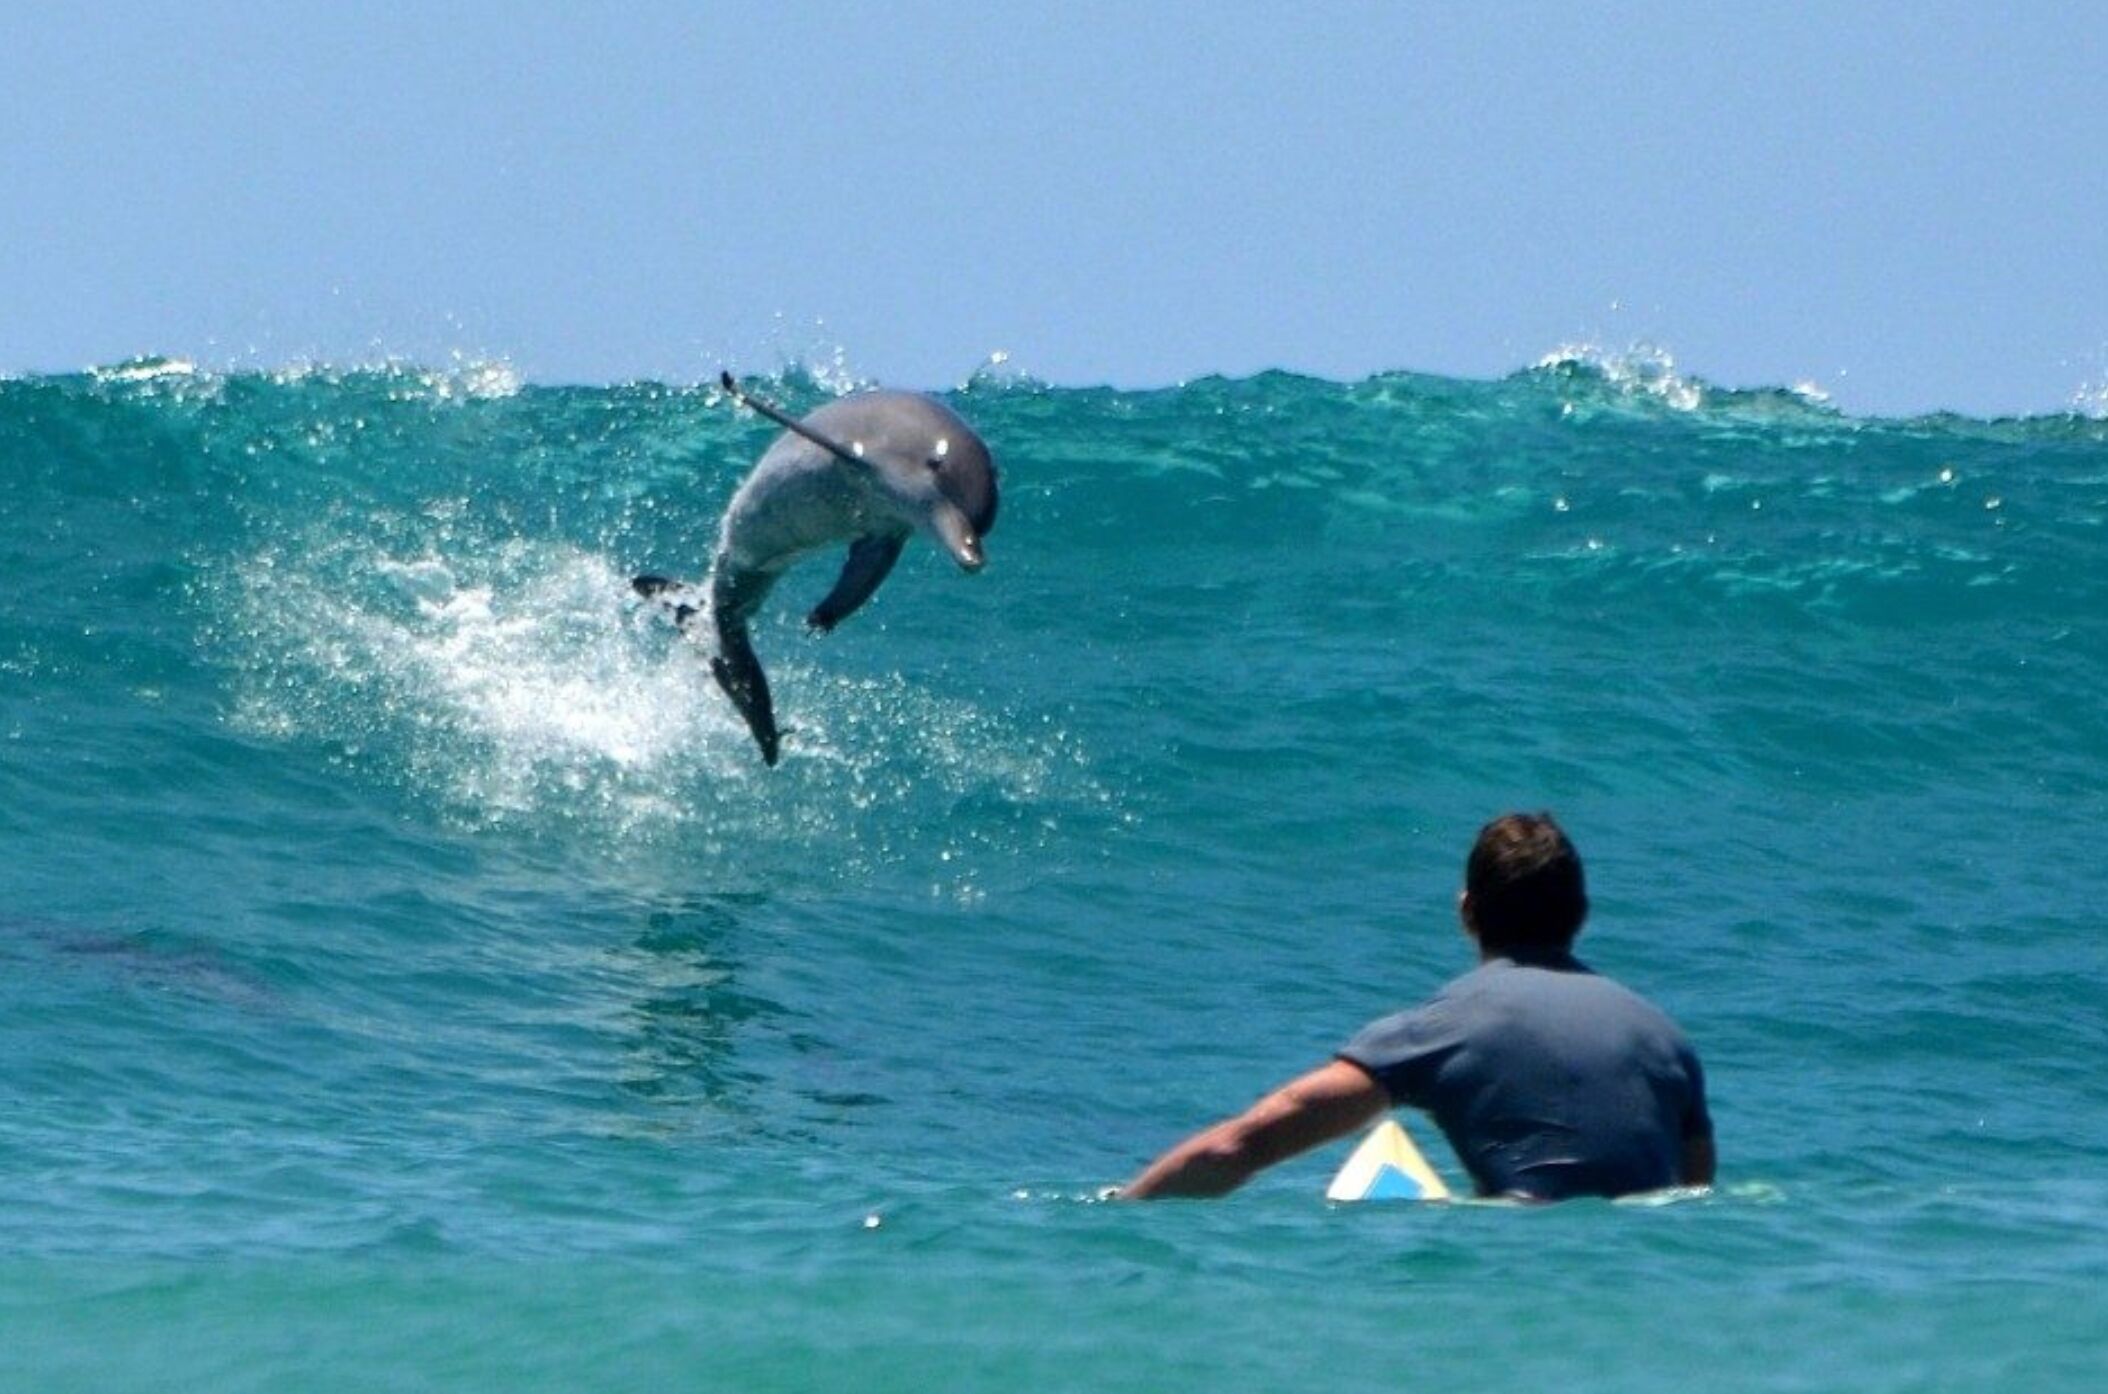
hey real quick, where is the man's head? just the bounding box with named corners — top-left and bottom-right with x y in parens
top-left (1460, 812), bottom-right (1588, 956)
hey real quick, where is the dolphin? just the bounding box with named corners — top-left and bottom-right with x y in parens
top-left (635, 375), bottom-right (998, 765)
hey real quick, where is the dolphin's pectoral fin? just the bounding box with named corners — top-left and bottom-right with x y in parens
top-left (710, 623), bottom-right (782, 766)
top-left (807, 534), bottom-right (907, 633)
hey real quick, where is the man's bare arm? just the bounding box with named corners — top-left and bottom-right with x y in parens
top-left (1121, 1059), bottom-right (1389, 1200)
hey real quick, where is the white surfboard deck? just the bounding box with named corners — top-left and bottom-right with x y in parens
top-left (1326, 1118), bottom-right (1454, 1202)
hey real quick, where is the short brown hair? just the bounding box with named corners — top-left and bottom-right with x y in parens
top-left (1465, 812), bottom-right (1588, 953)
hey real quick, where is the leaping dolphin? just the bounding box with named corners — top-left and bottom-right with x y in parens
top-left (635, 373), bottom-right (999, 766)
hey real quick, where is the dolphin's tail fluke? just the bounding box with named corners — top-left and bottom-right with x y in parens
top-left (710, 622), bottom-right (782, 766)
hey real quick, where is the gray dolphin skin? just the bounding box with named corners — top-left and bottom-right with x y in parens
top-left (634, 379), bottom-right (998, 766)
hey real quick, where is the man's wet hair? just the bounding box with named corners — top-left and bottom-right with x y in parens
top-left (1465, 812), bottom-right (1589, 953)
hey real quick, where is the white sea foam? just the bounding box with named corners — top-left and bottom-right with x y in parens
top-left (92, 356), bottom-right (202, 384)
top-left (1535, 341), bottom-right (1705, 411)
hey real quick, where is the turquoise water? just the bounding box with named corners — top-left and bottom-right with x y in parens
top-left (3, 354), bottom-right (2105, 1390)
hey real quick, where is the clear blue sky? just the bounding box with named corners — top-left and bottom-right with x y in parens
top-left (4, 3), bottom-right (2103, 417)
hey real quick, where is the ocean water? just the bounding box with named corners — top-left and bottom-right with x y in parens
top-left (3, 352), bottom-right (2104, 1391)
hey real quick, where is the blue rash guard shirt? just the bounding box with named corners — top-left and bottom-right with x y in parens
top-left (1338, 953), bottom-right (1711, 1200)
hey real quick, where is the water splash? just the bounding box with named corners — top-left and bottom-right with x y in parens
top-left (2073, 377), bottom-right (2108, 420)
top-left (263, 354), bottom-right (522, 402)
top-left (215, 529), bottom-right (1109, 885)
top-left (1532, 341), bottom-right (1707, 411)
top-left (224, 540), bottom-right (723, 829)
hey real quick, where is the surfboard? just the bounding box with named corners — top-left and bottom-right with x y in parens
top-left (1325, 1118), bottom-right (1454, 1202)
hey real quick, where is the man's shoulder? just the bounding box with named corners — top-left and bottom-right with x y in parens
top-left (1466, 957), bottom-right (1696, 1038)
top-left (1351, 955), bottom-right (1694, 1049)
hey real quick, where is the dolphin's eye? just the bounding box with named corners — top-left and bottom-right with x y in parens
top-left (925, 456), bottom-right (944, 473)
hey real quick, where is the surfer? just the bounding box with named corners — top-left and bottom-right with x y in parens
top-left (1122, 813), bottom-right (1715, 1201)
top-left (635, 374), bottom-right (998, 765)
